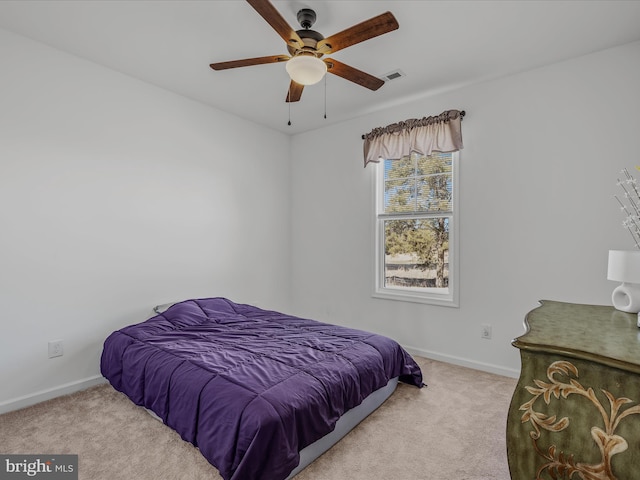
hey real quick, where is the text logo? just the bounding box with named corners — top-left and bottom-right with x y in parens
top-left (0, 455), bottom-right (77, 479)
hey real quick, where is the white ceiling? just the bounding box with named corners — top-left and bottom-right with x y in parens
top-left (1, 0), bottom-right (640, 135)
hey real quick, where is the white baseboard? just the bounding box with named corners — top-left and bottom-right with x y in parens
top-left (403, 345), bottom-right (521, 379)
top-left (0, 350), bottom-right (518, 415)
top-left (0, 375), bottom-right (108, 415)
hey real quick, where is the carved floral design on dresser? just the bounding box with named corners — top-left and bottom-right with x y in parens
top-left (519, 360), bottom-right (640, 480)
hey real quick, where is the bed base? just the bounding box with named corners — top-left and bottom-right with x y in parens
top-left (143, 377), bottom-right (399, 478)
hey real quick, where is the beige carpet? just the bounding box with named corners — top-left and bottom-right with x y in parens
top-left (0, 357), bottom-right (516, 479)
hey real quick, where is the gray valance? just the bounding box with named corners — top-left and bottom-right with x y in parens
top-left (362, 109), bottom-right (464, 167)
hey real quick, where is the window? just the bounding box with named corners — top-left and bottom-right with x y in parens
top-left (374, 151), bottom-right (459, 306)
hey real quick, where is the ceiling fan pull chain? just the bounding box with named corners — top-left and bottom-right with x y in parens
top-left (288, 85), bottom-right (292, 125)
top-left (324, 75), bottom-right (327, 119)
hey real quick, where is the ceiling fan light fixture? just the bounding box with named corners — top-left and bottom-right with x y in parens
top-left (286, 54), bottom-right (327, 85)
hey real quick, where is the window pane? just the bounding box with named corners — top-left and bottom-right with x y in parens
top-left (384, 157), bottom-right (413, 180)
top-left (383, 217), bottom-right (449, 291)
top-left (416, 152), bottom-right (452, 175)
top-left (416, 173), bottom-right (452, 212)
top-left (384, 153), bottom-right (452, 214)
top-left (384, 178), bottom-right (416, 212)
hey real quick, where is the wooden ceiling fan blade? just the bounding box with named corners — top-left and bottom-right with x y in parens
top-left (286, 81), bottom-right (304, 103)
top-left (317, 12), bottom-right (398, 54)
top-left (246, 0), bottom-right (303, 49)
top-left (210, 55), bottom-right (289, 70)
top-left (325, 59), bottom-right (385, 91)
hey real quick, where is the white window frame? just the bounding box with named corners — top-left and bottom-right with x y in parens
top-left (372, 151), bottom-right (459, 307)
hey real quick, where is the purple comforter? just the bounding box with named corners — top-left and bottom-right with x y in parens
top-left (100, 298), bottom-right (423, 480)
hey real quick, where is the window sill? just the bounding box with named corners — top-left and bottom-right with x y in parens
top-left (372, 288), bottom-right (459, 307)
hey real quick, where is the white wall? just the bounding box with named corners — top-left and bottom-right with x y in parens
top-left (290, 41), bottom-right (640, 377)
top-left (2, 25), bottom-right (639, 412)
top-left (0, 28), bottom-right (292, 409)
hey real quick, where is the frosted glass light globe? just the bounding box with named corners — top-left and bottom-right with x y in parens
top-left (286, 55), bottom-right (327, 85)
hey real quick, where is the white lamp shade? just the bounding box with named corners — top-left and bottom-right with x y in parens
top-left (285, 55), bottom-right (327, 85)
top-left (607, 250), bottom-right (640, 283)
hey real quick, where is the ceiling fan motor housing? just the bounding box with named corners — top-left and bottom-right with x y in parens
top-left (288, 28), bottom-right (324, 56)
top-left (287, 8), bottom-right (325, 56)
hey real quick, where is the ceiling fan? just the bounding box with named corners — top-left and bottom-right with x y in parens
top-left (209, 0), bottom-right (399, 103)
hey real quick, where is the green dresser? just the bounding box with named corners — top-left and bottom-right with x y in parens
top-left (507, 300), bottom-right (640, 479)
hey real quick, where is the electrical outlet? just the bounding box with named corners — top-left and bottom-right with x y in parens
top-left (48, 340), bottom-right (64, 358)
top-left (481, 324), bottom-right (492, 340)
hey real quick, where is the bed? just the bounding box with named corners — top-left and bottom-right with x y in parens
top-left (100, 297), bottom-right (423, 480)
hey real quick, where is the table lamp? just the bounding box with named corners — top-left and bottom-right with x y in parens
top-left (607, 250), bottom-right (640, 313)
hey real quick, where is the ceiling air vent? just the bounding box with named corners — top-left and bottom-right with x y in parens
top-left (380, 70), bottom-right (406, 82)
